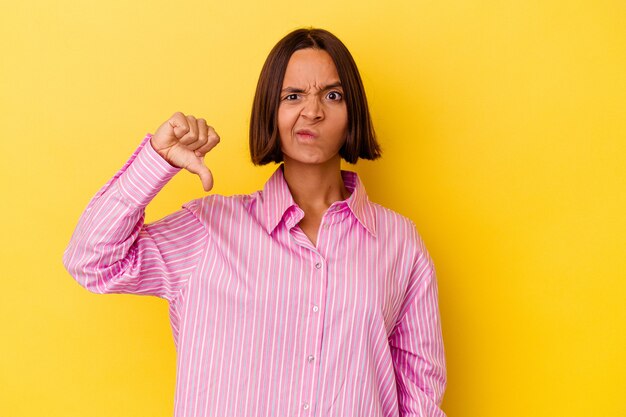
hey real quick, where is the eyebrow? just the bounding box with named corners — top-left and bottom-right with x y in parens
top-left (281, 82), bottom-right (343, 94)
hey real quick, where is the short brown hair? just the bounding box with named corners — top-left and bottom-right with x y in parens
top-left (249, 28), bottom-right (381, 165)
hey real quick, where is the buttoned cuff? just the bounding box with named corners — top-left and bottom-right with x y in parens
top-left (117, 133), bottom-right (181, 207)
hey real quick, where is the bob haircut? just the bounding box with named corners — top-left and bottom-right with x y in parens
top-left (250, 28), bottom-right (381, 165)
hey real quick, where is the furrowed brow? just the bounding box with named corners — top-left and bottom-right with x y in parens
top-left (281, 82), bottom-right (343, 94)
top-left (321, 82), bottom-right (343, 91)
top-left (281, 87), bottom-right (306, 93)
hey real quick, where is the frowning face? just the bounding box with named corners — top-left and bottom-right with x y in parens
top-left (277, 48), bottom-right (348, 167)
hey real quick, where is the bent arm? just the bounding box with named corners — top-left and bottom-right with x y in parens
top-left (63, 134), bottom-right (207, 300)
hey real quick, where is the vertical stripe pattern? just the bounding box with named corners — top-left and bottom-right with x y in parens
top-left (63, 134), bottom-right (447, 417)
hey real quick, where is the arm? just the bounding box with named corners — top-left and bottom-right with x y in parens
top-left (63, 112), bottom-right (221, 300)
top-left (389, 236), bottom-right (447, 416)
top-left (62, 134), bottom-right (206, 300)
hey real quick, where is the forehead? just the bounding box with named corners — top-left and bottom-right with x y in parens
top-left (282, 48), bottom-right (340, 86)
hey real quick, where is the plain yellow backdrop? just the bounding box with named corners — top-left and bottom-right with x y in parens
top-left (1, 0), bottom-right (624, 416)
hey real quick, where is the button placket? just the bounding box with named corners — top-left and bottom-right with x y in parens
top-left (303, 252), bottom-right (326, 416)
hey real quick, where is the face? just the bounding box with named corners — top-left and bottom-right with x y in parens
top-left (277, 48), bottom-right (348, 167)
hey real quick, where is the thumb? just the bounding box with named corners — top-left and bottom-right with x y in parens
top-left (186, 158), bottom-right (214, 192)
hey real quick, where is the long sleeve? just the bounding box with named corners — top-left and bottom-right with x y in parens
top-left (63, 134), bottom-right (208, 301)
top-left (388, 234), bottom-right (447, 417)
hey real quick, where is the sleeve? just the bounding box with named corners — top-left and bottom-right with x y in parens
top-left (62, 133), bottom-right (208, 301)
top-left (388, 231), bottom-right (447, 416)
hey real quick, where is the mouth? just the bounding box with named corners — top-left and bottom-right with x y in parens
top-left (295, 129), bottom-right (318, 140)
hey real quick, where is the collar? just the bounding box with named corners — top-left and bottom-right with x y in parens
top-left (255, 165), bottom-right (377, 237)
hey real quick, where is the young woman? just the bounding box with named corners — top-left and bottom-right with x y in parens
top-left (64, 28), bottom-right (446, 417)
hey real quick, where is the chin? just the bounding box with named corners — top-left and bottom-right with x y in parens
top-left (284, 153), bottom-right (338, 166)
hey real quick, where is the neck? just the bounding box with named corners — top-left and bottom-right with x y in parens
top-left (282, 157), bottom-right (349, 212)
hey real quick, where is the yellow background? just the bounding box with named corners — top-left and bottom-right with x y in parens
top-left (1, 1), bottom-right (624, 416)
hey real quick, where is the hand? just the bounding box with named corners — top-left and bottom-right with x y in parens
top-left (151, 112), bottom-right (220, 191)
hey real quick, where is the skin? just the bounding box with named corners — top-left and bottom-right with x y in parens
top-left (278, 48), bottom-right (350, 246)
top-left (151, 112), bottom-right (220, 191)
top-left (150, 48), bottom-right (350, 246)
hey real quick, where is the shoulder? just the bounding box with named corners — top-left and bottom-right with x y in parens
top-left (369, 202), bottom-right (433, 266)
top-left (370, 202), bottom-right (419, 239)
top-left (181, 192), bottom-right (258, 226)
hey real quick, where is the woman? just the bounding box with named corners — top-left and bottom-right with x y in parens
top-left (64, 28), bottom-right (446, 417)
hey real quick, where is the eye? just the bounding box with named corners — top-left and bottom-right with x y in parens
top-left (326, 91), bottom-right (343, 101)
top-left (283, 93), bottom-right (299, 101)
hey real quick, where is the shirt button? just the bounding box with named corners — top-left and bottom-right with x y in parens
top-left (312, 305), bottom-right (319, 313)
top-left (307, 354), bottom-right (315, 363)
top-left (323, 224), bottom-right (329, 230)
top-left (303, 402), bottom-right (310, 410)
top-left (315, 262), bottom-right (322, 269)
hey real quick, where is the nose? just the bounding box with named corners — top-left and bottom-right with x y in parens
top-left (301, 96), bottom-right (323, 120)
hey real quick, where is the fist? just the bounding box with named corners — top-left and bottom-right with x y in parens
top-left (151, 112), bottom-right (220, 191)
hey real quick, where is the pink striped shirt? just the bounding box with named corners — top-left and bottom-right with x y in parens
top-left (63, 134), bottom-right (446, 417)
